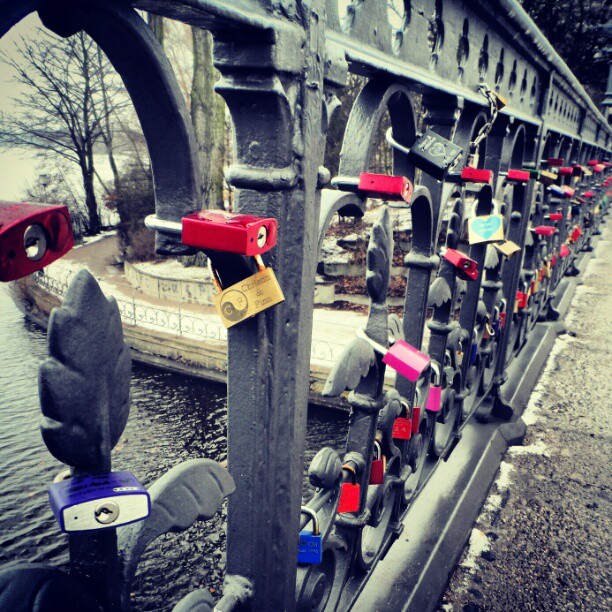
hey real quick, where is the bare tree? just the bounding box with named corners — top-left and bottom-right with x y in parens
top-left (191, 27), bottom-right (226, 208)
top-left (0, 29), bottom-right (128, 234)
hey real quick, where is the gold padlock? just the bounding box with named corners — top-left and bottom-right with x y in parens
top-left (210, 255), bottom-right (285, 328)
top-left (544, 261), bottom-right (551, 278)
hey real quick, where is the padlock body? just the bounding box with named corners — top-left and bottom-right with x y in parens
top-left (383, 340), bottom-right (430, 382)
top-left (369, 459), bottom-right (385, 485)
top-left (408, 130), bottom-right (463, 180)
top-left (213, 266), bottom-right (285, 328)
top-left (583, 191), bottom-right (594, 198)
top-left (392, 417), bottom-right (412, 440)
top-left (539, 170), bottom-right (558, 184)
top-left (182, 210), bottom-right (278, 256)
top-left (411, 407), bottom-right (421, 434)
top-left (298, 531), bottom-right (323, 564)
top-left (558, 167), bottom-right (573, 176)
top-left (48, 471), bottom-right (150, 533)
top-left (548, 158), bottom-right (564, 166)
top-left (549, 213), bottom-right (563, 221)
top-left (560, 245), bottom-right (571, 258)
top-left (549, 185), bottom-right (565, 197)
top-left (562, 186), bottom-right (576, 198)
top-left (460, 168), bottom-right (493, 185)
top-left (468, 214), bottom-right (505, 244)
top-left (0, 202), bottom-right (73, 282)
top-left (507, 169), bottom-right (530, 183)
top-left (570, 227), bottom-right (583, 242)
top-left (426, 386), bottom-right (442, 412)
top-left (534, 226), bottom-right (556, 236)
top-left (516, 291), bottom-right (528, 310)
top-left (357, 173), bottom-right (413, 203)
top-left (337, 483), bottom-right (360, 513)
top-left (443, 248), bottom-right (478, 280)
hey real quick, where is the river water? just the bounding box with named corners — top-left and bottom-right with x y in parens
top-left (0, 284), bottom-right (348, 610)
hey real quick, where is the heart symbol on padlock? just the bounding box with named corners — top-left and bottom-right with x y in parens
top-left (471, 215), bottom-right (502, 240)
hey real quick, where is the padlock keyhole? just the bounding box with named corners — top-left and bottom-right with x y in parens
top-left (23, 224), bottom-right (47, 262)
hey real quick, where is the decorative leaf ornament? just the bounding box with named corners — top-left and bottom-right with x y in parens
top-left (39, 269), bottom-right (131, 473)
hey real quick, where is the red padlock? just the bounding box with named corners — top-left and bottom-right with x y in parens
top-left (593, 164), bottom-right (605, 173)
top-left (558, 167), bottom-right (573, 176)
top-left (582, 191), bottom-right (595, 198)
top-left (357, 173), bottom-right (413, 203)
top-left (560, 244), bottom-right (571, 258)
top-left (507, 169), bottom-right (530, 183)
top-left (443, 248), bottom-right (479, 281)
top-left (411, 407), bottom-right (421, 434)
top-left (551, 253), bottom-right (558, 266)
top-left (0, 201), bottom-right (73, 282)
top-left (588, 160), bottom-right (600, 167)
top-left (547, 158), bottom-right (564, 166)
top-left (333, 173), bottom-right (413, 203)
top-left (534, 226), bottom-right (556, 236)
top-left (180, 210), bottom-right (278, 256)
top-left (538, 268), bottom-right (545, 282)
top-left (461, 168), bottom-right (493, 185)
top-left (338, 466), bottom-right (360, 513)
top-left (515, 291), bottom-right (528, 310)
top-left (570, 226), bottom-right (582, 242)
top-left (369, 440), bottom-right (385, 485)
top-left (548, 213), bottom-right (563, 222)
top-left (499, 311), bottom-right (507, 329)
top-left (392, 417), bottom-right (412, 441)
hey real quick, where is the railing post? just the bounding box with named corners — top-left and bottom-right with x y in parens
top-left (211, 3), bottom-right (329, 609)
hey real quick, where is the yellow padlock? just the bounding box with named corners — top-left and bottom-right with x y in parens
top-left (210, 255), bottom-right (285, 328)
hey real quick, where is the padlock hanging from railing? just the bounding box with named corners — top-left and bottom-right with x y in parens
top-left (384, 127), bottom-right (463, 181)
top-left (145, 211), bottom-right (285, 328)
top-left (356, 327), bottom-right (430, 383)
top-left (331, 172), bottom-right (413, 204)
top-left (0, 201), bottom-right (74, 282)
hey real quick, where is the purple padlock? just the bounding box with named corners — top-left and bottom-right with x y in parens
top-left (357, 328), bottom-right (430, 382)
top-left (48, 471), bottom-right (150, 533)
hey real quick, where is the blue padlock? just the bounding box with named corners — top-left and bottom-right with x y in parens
top-left (298, 506), bottom-right (323, 564)
top-left (48, 471), bottom-right (150, 533)
top-left (470, 342), bottom-right (478, 366)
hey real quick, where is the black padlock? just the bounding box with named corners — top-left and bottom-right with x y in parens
top-left (386, 129), bottom-right (463, 181)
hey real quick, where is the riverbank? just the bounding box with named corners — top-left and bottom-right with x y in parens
top-left (12, 233), bottom-right (390, 409)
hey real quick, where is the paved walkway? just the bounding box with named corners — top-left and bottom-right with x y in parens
top-left (45, 234), bottom-right (373, 367)
top-left (439, 223), bottom-right (612, 611)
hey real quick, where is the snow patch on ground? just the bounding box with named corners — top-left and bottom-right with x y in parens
top-left (509, 439), bottom-right (548, 456)
top-left (460, 529), bottom-right (490, 571)
top-left (496, 461), bottom-right (514, 491)
top-left (80, 230), bottom-right (117, 246)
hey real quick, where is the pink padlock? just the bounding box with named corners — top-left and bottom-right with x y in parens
top-left (357, 328), bottom-right (431, 383)
top-left (425, 363), bottom-right (442, 412)
top-left (560, 245), bottom-right (571, 258)
top-left (548, 213), bottom-right (563, 222)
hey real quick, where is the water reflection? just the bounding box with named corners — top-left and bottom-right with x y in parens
top-left (0, 285), bottom-right (348, 610)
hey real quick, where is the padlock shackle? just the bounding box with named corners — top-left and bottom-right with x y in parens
top-left (385, 127), bottom-right (412, 157)
top-left (356, 327), bottom-right (387, 356)
top-left (430, 361), bottom-right (442, 386)
top-left (373, 439), bottom-right (382, 460)
top-left (144, 214), bottom-right (182, 235)
top-left (300, 506), bottom-right (320, 536)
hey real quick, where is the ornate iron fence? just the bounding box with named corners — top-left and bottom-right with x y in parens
top-left (1, 0), bottom-right (611, 611)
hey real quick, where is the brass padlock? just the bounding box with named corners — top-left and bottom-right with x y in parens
top-left (210, 255), bottom-right (284, 328)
